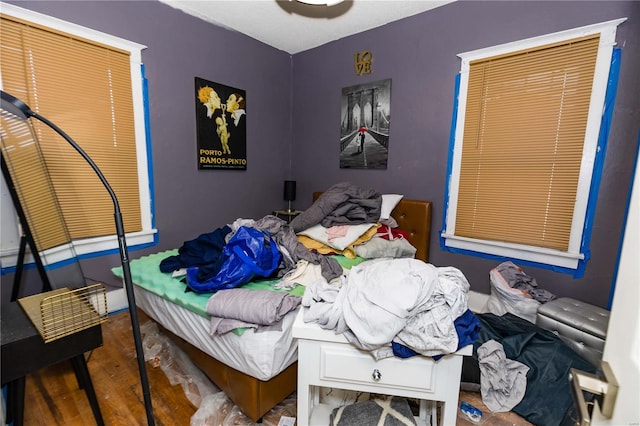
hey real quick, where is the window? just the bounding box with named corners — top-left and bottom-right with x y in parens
top-left (0, 4), bottom-right (156, 270)
top-left (441, 19), bottom-right (625, 273)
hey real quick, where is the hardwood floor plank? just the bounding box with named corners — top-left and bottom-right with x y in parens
top-left (19, 309), bottom-right (533, 425)
top-left (22, 311), bottom-right (196, 425)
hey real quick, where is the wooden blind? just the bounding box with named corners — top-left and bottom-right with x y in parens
top-left (0, 15), bottom-right (142, 242)
top-left (1, 113), bottom-right (72, 251)
top-left (455, 34), bottom-right (600, 251)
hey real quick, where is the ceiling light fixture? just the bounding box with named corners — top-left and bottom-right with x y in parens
top-left (294, 0), bottom-right (344, 6)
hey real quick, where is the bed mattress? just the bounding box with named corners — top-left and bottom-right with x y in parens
top-left (113, 249), bottom-right (304, 381)
top-left (133, 284), bottom-right (298, 381)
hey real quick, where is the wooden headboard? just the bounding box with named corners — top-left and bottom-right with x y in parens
top-left (312, 192), bottom-right (432, 263)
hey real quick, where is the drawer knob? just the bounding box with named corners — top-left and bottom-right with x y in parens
top-left (372, 369), bottom-right (382, 382)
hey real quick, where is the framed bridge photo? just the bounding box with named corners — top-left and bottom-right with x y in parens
top-left (339, 78), bottom-right (391, 169)
top-left (195, 77), bottom-right (247, 170)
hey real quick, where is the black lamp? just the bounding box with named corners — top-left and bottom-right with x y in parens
top-left (0, 90), bottom-right (155, 425)
top-left (284, 180), bottom-right (296, 213)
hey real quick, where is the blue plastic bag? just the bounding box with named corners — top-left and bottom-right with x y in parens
top-left (186, 226), bottom-right (281, 293)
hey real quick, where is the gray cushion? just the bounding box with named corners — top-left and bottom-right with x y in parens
top-left (536, 297), bottom-right (609, 340)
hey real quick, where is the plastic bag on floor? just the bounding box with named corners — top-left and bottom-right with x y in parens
top-left (190, 392), bottom-right (235, 426)
top-left (483, 262), bottom-right (540, 323)
top-left (222, 404), bottom-right (255, 425)
top-left (140, 321), bottom-right (219, 407)
top-left (261, 394), bottom-right (298, 426)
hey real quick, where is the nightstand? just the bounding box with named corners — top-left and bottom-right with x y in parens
top-left (273, 209), bottom-right (301, 223)
top-left (292, 307), bottom-right (471, 426)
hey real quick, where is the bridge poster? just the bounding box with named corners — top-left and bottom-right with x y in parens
top-left (194, 77), bottom-right (247, 170)
top-left (339, 78), bottom-right (391, 169)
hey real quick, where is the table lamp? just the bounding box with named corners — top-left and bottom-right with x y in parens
top-left (284, 180), bottom-right (296, 213)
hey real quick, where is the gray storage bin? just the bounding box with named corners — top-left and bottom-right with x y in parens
top-left (536, 297), bottom-right (609, 366)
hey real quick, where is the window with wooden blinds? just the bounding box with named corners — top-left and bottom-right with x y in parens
top-left (0, 4), bottom-right (154, 270)
top-left (1, 14), bottom-right (141, 239)
top-left (456, 35), bottom-right (599, 251)
top-left (442, 19), bottom-right (625, 272)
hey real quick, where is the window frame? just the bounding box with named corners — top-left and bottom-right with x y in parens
top-left (441, 19), bottom-right (626, 272)
top-left (0, 3), bottom-right (157, 271)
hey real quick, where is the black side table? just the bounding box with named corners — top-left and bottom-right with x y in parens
top-left (1, 302), bottom-right (105, 426)
top-left (273, 209), bottom-right (301, 223)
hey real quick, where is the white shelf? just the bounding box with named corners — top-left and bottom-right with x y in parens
top-left (309, 403), bottom-right (430, 426)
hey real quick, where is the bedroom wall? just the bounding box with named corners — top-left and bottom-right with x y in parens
top-left (2, 1), bottom-right (637, 309)
top-left (1, 0), bottom-right (293, 296)
top-left (290, 1), bottom-right (640, 308)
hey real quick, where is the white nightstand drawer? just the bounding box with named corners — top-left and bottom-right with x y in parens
top-left (320, 344), bottom-right (434, 392)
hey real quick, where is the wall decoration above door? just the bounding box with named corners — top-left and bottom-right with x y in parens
top-left (195, 77), bottom-right (247, 170)
top-left (339, 78), bottom-right (391, 169)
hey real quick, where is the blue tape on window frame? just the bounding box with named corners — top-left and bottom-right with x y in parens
top-left (141, 63), bottom-right (158, 246)
top-left (575, 47), bottom-right (622, 278)
top-left (440, 73), bottom-right (460, 251)
top-left (441, 49), bottom-right (623, 277)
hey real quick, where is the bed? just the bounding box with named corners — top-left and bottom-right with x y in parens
top-left (113, 191), bottom-right (433, 422)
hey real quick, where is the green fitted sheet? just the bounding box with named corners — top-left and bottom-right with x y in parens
top-left (112, 249), bottom-right (364, 318)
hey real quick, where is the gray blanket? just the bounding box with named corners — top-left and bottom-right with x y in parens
top-left (206, 288), bottom-right (301, 334)
top-left (290, 182), bottom-right (382, 232)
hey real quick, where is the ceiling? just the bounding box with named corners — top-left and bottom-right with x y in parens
top-left (159, 0), bottom-right (455, 54)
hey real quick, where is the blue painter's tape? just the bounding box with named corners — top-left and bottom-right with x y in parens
top-left (440, 73), bottom-right (460, 251)
top-left (141, 63), bottom-right (157, 240)
top-left (575, 47), bottom-right (622, 278)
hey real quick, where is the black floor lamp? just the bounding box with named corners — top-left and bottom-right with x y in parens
top-left (0, 90), bottom-right (155, 426)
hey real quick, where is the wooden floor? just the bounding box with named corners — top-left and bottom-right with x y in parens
top-left (21, 310), bottom-right (197, 426)
top-left (18, 309), bottom-right (532, 425)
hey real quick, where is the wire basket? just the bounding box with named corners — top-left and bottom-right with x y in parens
top-left (18, 284), bottom-right (109, 343)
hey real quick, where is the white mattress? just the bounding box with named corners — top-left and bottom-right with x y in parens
top-left (133, 285), bottom-right (299, 381)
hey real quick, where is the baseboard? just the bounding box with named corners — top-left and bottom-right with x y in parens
top-left (468, 290), bottom-right (489, 314)
top-left (106, 287), bottom-right (129, 314)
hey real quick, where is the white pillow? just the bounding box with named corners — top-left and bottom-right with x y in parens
top-left (380, 194), bottom-right (403, 221)
top-left (298, 223), bottom-right (375, 251)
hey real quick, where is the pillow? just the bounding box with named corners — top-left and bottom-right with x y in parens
top-left (380, 194), bottom-right (403, 226)
top-left (298, 223), bottom-right (375, 251)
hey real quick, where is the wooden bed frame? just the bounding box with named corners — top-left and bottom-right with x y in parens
top-left (144, 195), bottom-right (433, 422)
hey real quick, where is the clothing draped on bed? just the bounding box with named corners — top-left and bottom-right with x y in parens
top-left (108, 184), bottom-right (443, 425)
top-left (290, 181), bottom-right (382, 232)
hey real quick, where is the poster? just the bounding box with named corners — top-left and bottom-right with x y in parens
top-left (339, 78), bottom-right (391, 169)
top-left (195, 77), bottom-right (247, 170)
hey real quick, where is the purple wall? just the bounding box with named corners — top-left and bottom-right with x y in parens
top-left (2, 1), bottom-right (638, 309)
top-left (291, 1), bottom-right (640, 307)
top-left (2, 1), bottom-right (292, 295)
